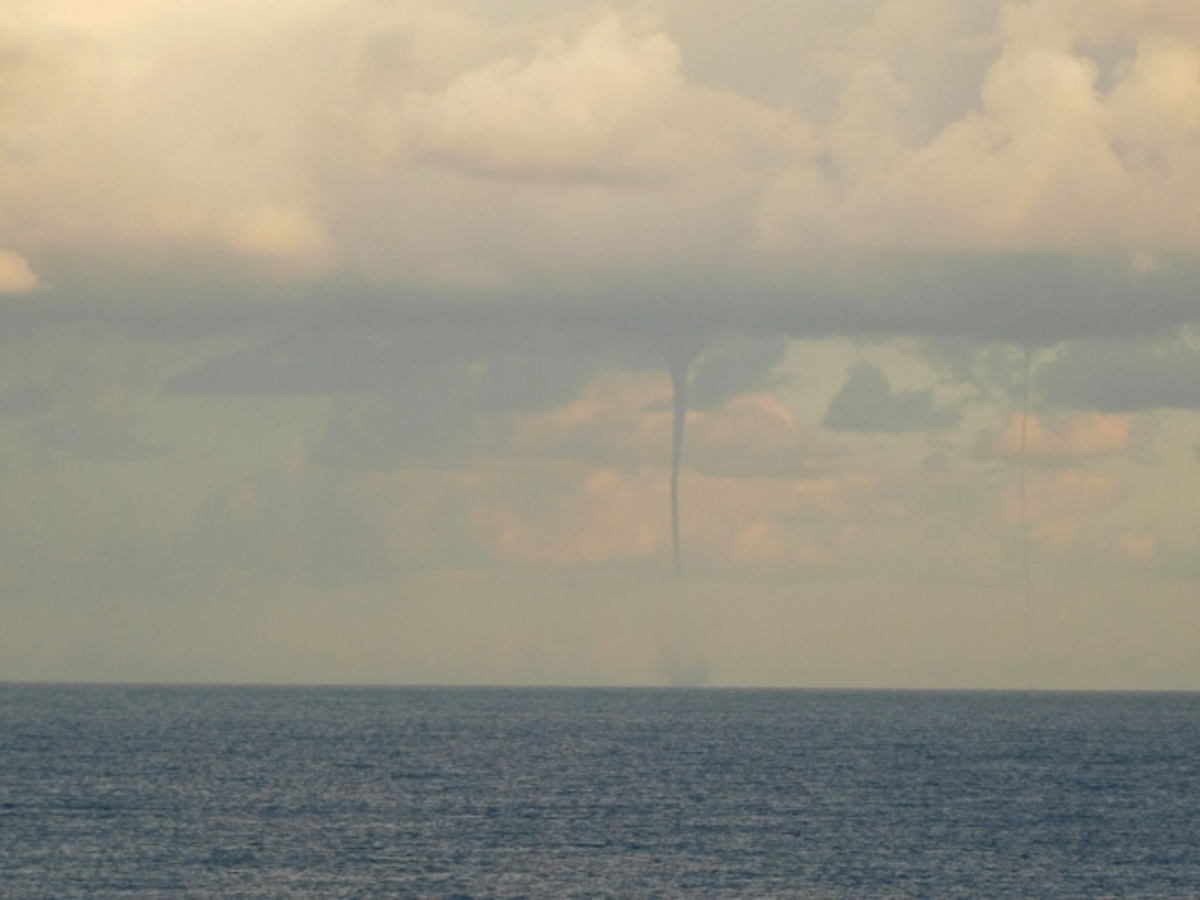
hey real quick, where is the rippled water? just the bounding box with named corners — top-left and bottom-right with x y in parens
top-left (2, 686), bottom-right (1198, 897)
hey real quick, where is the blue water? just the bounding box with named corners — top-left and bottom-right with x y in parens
top-left (2, 687), bottom-right (1198, 897)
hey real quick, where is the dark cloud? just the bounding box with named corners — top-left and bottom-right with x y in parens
top-left (40, 363), bottom-right (161, 461)
top-left (31, 414), bottom-right (161, 462)
top-left (687, 335), bottom-right (788, 409)
top-left (639, 333), bottom-right (788, 414)
top-left (164, 329), bottom-right (478, 397)
top-left (11, 248), bottom-right (1200, 478)
top-left (164, 324), bottom-right (654, 469)
top-left (753, 254), bottom-right (1200, 345)
top-left (0, 385), bottom-right (53, 419)
top-left (165, 324), bottom-right (795, 469)
top-left (0, 363), bottom-right (160, 463)
top-left (9, 252), bottom-right (1200, 352)
top-left (823, 363), bottom-right (959, 433)
top-left (918, 339), bottom-right (1034, 409)
top-left (162, 321), bottom-right (652, 399)
top-left (1037, 338), bottom-right (1200, 412)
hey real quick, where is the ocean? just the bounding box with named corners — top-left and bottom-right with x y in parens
top-left (2, 685), bottom-right (1198, 897)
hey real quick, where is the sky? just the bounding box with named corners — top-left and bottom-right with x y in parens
top-left (3, 0), bottom-right (1200, 688)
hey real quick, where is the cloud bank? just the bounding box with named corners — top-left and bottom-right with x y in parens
top-left (0, 0), bottom-right (1198, 346)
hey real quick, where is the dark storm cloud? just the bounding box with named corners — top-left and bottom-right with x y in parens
top-left (162, 319), bottom-right (659, 398)
top-left (0, 385), bottom-right (54, 419)
top-left (738, 255), bottom-right (1200, 346)
top-left (163, 321), bottom-right (657, 468)
top-left (1037, 338), bottom-right (1200, 412)
top-left (687, 335), bottom-right (788, 409)
top-left (0, 364), bottom-right (159, 462)
top-left (823, 363), bottom-right (959, 433)
top-left (159, 315), bottom-right (799, 472)
top-left (31, 414), bottom-right (161, 462)
top-left (7, 250), bottom-right (1199, 353)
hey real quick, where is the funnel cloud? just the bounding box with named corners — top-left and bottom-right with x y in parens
top-left (669, 358), bottom-right (689, 577)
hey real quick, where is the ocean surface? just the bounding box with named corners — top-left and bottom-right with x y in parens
top-left (2, 686), bottom-right (1198, 898)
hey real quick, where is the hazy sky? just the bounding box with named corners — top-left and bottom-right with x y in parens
top-left (3, 0), bottom-right (1200, 688)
